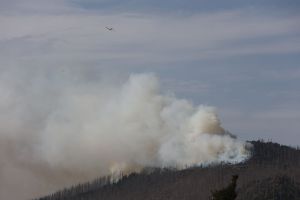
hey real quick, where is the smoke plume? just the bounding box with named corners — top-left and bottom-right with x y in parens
top-left (0, 70), bottom-right (251, 199)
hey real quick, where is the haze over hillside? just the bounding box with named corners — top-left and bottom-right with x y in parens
top-left (1, 0), bottom-right (300, 199)
top-left (0, 73), bottom-right (251, 199)
top-left (36, 141), bottom-right (300, 200)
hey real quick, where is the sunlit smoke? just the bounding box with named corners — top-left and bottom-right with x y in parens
top-left (0, 70), bottom-right (251, 199)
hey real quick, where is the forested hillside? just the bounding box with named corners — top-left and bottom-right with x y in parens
top-left (36, 141), bottom-right (300, 200)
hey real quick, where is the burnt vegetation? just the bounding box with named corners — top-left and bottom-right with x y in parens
top-left (36, 140), bottom-right (300, 200)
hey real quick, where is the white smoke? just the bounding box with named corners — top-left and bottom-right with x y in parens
top-left (0, 70), bottom-right (251, 199)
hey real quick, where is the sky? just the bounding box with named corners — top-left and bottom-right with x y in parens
top-left (1, 0), bottom-right (300, 146)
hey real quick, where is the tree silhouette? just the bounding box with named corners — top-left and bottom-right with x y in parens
top-left (210, 175), bottom-right (238, 200)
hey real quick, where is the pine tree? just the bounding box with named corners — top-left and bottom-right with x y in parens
top-left (210, 175), bottom-right (238, 200)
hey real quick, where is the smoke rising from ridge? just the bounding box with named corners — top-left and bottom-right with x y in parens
top-left (0, 70), bottom-right (251, 199)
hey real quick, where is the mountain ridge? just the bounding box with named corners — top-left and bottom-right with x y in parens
top-left (36, 140), bottom-right (300, 200)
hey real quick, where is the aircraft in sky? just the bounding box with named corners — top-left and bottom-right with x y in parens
top-left (105, 27), bottom-right (114, 31)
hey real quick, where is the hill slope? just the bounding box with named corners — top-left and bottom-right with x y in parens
top-left (36, 141), bottom-right (300, 200)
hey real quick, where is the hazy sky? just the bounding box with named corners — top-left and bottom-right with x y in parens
top-left (1, 0), bottom-right (300, 145)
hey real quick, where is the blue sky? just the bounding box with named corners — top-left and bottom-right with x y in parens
top-left (1, 0), bottom-right (300, 145)
top-left (70, 0), bottom-right (300, 14)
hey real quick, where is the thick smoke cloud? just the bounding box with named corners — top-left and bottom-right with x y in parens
top-left (0, 69), bottom-right (251, 199)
